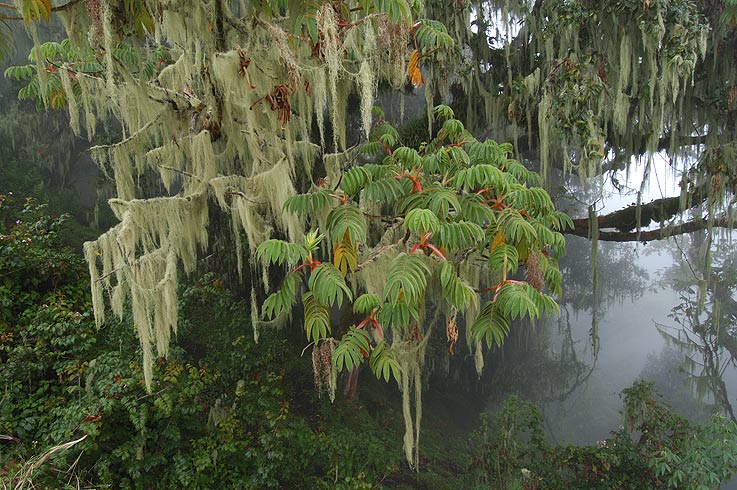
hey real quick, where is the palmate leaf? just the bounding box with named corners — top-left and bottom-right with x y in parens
top-left (369, 340), bottom-right (402, 383)
top-left (384, 253), bottom-right (430, 306)
top-left (423, 148), bottom-right (450, 174)
top-left (333, 232), bottom-right (358, 276)
top-left (454, 164), bottom-right (509, 194)
top-left (400, 185), bottom-right (460, 219)
top-left (446, 145), bottom-right (470, 167)
top-left (497, 208), bottom-right (538, 244)
top-left (20, 0), bottom-right (51, 23)
top-left (505, 159), bottom-right (540, 186)
top-left (542, 210), bottom-right (575, 231)
top-left (493, 282), bottom-right (541, 320)
top-left (507, 187), bottom-right (555, 217)
top-left (303, 291), bottom-right (331, 342)
top-left (438, 262), bottom-right (478, 311)
top-left (262, 270), bottom-right (302, 319)
top-left (326, 204), bottom-right (366, 245)
top-left (545, 263), bottom-right (563, 296)
top-left (256, 239), bottom-right (308, 267)
top-left (4, 64), bottom-right (35, 81)
top-left (393, 146), bottom-right (423, 169)
top-left (414, 20), bottom-right (454, 51)
top-left (333, 327), bottom-right (371, 373)
top-left (362, 175), bottom-right (412, 204)
top-left (354, 293), bottom-right (381, 314)
top-left (341, 166), bottom-right (373, 196)
top-left (433, 104), bottom-right (454, 120)
top-left (377, 298), bottom-right (418, 329)
top-left (437, 120), bottom-right (465, 145)
top-left (436, 221), bottom-right (485, 250)
top-left (308, 263), bottom-right (352, 308)
top-left (467, 140), bottom-right (507, 167)
top-left (488, 244), bottom-right (520, 275)
top-left (458, 194), bottom-right (495, 226)
top-left (283, 189), bottom-right (333, 216)
top-left (471, 301), bottom-right (510, 348)
top-left (404, 208), bottom-right (440, 235)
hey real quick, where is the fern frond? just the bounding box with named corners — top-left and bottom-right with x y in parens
top-left (303, 291), bottom-right (331, 342)
top-left (370, 340), bottom-right (402, 383)
top-left (308, 263), bottom-right (353, 308)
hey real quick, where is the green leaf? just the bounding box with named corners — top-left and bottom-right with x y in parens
top-left (326, 204), bottom-right (367, 245)
top-left (471, 301), bottom-right (510, 348)
top-left (341, 166), bottom-right (373, 196)
top-left (308, 263), bottom-right (353, 308)
top-left (438, 261), bottom-right (478, 311)
top-left (303, 291), bottom-right (330, 342)
top-left (377, 299), bottom-right (418, 329)
top-left (433, 104), bottom-right (454, 120)
top-left (455, 165), bottom-right (508, 193)
top-left (256, 239), bottom-right (308, 267)
top-left (262, 271), bottom-right (302, 319)
top-left (497, 208), bottom-right (537, 244)
top-left (384, 253), bottom-right (430, 306)
top-left (283, 190), bottom-right (333, 216)
top-left (488, 244), bottom-right (519, 275)
top-left (333, 327), bottom-right (371, 373)
top-left (404, 208), bottom-right (440, 235)
top-left (369, 340), bottom-right (402, 383)
top-left (393, 146), bottom-right (423, 169)
top-left (494, 282), bottom-right (540, 320)
top-left (436, 221), bottom-right (484, 250)
top-left (354, 293), bottom-right (381, 314)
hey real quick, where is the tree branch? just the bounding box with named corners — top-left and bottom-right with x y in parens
top-left (565, 217), bottom-right (731, 242)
